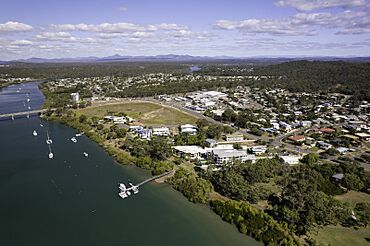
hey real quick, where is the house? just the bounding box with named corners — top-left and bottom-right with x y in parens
top-left (316, 141), bottom-right (332, 150)
top-left (271, 122), bottom-right (280, 130)
top-left (213, 149), bottom-right (256, 164)
top-left (279, 155), bottom-right (300, 165)
top-left (319, 128), bottom-right (335, 134)
top-left (152, 127), bottom-right (170, 136)
top-left (331, 173), bottom-right (344, 182)
top-left (104, 116), bottom-right (127, 124)
top-left (71, 92), bottom-right (80, 102)
top-left (336, 147), bottom-right (349, 154)
top-left (137, 128), bottom-right (152, 140)
top-left (279, 121), bottom-right (293, 131)
top-left (173, 146), bottom-right (206, 160)
top-left (205, 139), bottom-right (217, 148)
top-left (226, 134), bottom-right (244, 142)
top-left (249, 145), bottom-right (267, 155)
top-left (180, 124), bottom-right (197, 135)
top-left (355, 132), bottom-right (370, 141)
top-left (288, 135), bottom-right (306, 143)
top-left (300, 121), bottom-right (312, 127)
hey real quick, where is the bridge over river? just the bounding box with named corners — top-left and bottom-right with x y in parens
top-left (0, 108), bottom-right (55, 119)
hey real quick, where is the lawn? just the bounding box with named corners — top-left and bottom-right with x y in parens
top-left (335, 191), bottom-right (370, 208)
top-left (77, 101), bottom-right (199, 126)
top-left (311, 225), bottom-right (370, 246)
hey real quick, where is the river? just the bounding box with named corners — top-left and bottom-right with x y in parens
top-left (0, 81), bottom-right (260, 246)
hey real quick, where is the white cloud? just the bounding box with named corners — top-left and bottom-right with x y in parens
top-left (119, 6), bottom-right (128, 11)
top-left (0, 21), bottom-right (33, 33)
top-left (214, 19), bottom-right (316, 36)
top-left (11, 39), bottom-right (33, 46)
top-left (50, 22), bottom-right (188, 34)
top-left (215, 8), bottom-right (370, 35)
top-left (36, 32), bottom-right (77, 42)
top-left (275, 0), bottom-right (367, 11)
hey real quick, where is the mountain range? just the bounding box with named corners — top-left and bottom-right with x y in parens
top-left (2, 54), bottom-right (370, 64)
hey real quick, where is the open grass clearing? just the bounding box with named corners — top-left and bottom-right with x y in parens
top-left (311, 225), bottom-right (370, 246)
top-left (77, 101), bottom-right (199, 126)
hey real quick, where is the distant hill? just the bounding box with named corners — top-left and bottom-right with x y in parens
top-left (10, 55), bottom-right (370, 64)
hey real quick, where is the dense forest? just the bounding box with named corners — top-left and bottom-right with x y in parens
top-left (197, 61), bottom-right (370, 100)
top-left (2, 60), bottom-right (369, 99)
top-left (0, 62), bottom-right (189, 79)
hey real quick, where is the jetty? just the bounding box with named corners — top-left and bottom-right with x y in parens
top-left (118, 170), bottom-right (174, 199)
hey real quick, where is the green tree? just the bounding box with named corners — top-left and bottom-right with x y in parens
top-left (342, 173), bottom-right (364, 191)
top-left (301, 153), bottom-right (319, 165)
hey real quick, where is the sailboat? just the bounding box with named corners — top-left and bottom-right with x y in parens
top-left (48, 144), bottom-right (54, 159)
top-left (46, 131), bottom-right (53, 144)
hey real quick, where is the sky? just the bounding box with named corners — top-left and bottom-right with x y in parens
top-left (0, 0), bottom-right (370, 60)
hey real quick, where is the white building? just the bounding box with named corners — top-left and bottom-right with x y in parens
top-left (152, 127), bottom-right (170, 136)
top-left (316, 141), bottom-right (332, 150)
top-left (71, 92), bottom-right (80, 102)
top-left (212, 149), bottom-right (256, 164)
top-left (279, 155), bottom-right (300, 165)
top-left (226, 134), bottom-right (244, 142)
top-left (173, 146), bottom-right (206, 160)
top-left (180, 124), bottom-right (197, 135)
top-left (249, 145), bottom-right (267, 155)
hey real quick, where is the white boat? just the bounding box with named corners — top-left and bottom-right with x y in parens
top-left (27, 98), bottom-right (30, 102)
top-left (118, 191), bottom-right (128, 199)
top-left (46, 131), bottom-right (52, 144)
top-left (119, 183), bottom-right (127, 191)
top-left (28, 106), bottom-right (31, 110)
top-left (75, 132), bottom-right (84, 137)
top-left (40, 124), bottom-right (43, 127)
top-left (33, 130), bottom-right (37, 136)
top-left (83, 152), bottom-right (89, 157)
top-left (71, 137), bottom-right (77, 143)
top-left (48, 143), bottom-right (53, 159)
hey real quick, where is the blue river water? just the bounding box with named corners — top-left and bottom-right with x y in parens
top-left (0, 81), bottom-right (260, 246)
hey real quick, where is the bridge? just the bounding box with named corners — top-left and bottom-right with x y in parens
top-left (0, 108), bottom-right (53, 119)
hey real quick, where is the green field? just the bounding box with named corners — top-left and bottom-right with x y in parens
top-left (77, 101), bottom-right (199, 126)
top-left (335, 191), bottom-right (370, 208)
top-left (312, 225), bottom-right (370, 246)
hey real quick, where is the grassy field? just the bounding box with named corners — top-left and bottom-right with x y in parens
top-left (335, 191), bottom-right (370, 208)
top-left (312, 225), bottom-right (370, 246)
top-left (77, 101), bottom-right (199, 126)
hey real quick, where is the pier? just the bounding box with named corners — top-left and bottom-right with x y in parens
top-left (136, 170), bottom-right (174, 187)
top-left (119, 170), bottom-right (174, 199)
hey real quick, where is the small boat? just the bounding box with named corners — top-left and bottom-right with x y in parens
top-left (28, 106), bottom-right (31, 110)
top-left (71, 137), bottom-right (77, 143)
top-left (33, 130), bottom-right (38, 136)
top-left (40, 124), bottom-right (43, 127)
top-left (118, 191), bottom-right (128, 199)
top-left (119, 183), bottom-right (127, 191)
top-left (75, 132), bottom-right (84, 137)
top-left (48, 143), bottom-right (53, 159)
top-left (46, 131), bottom-right (52, 144)
top-left (83, 152), bottom-right (89, 157)
top-left (27, 98), bottom-right (30, 102)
